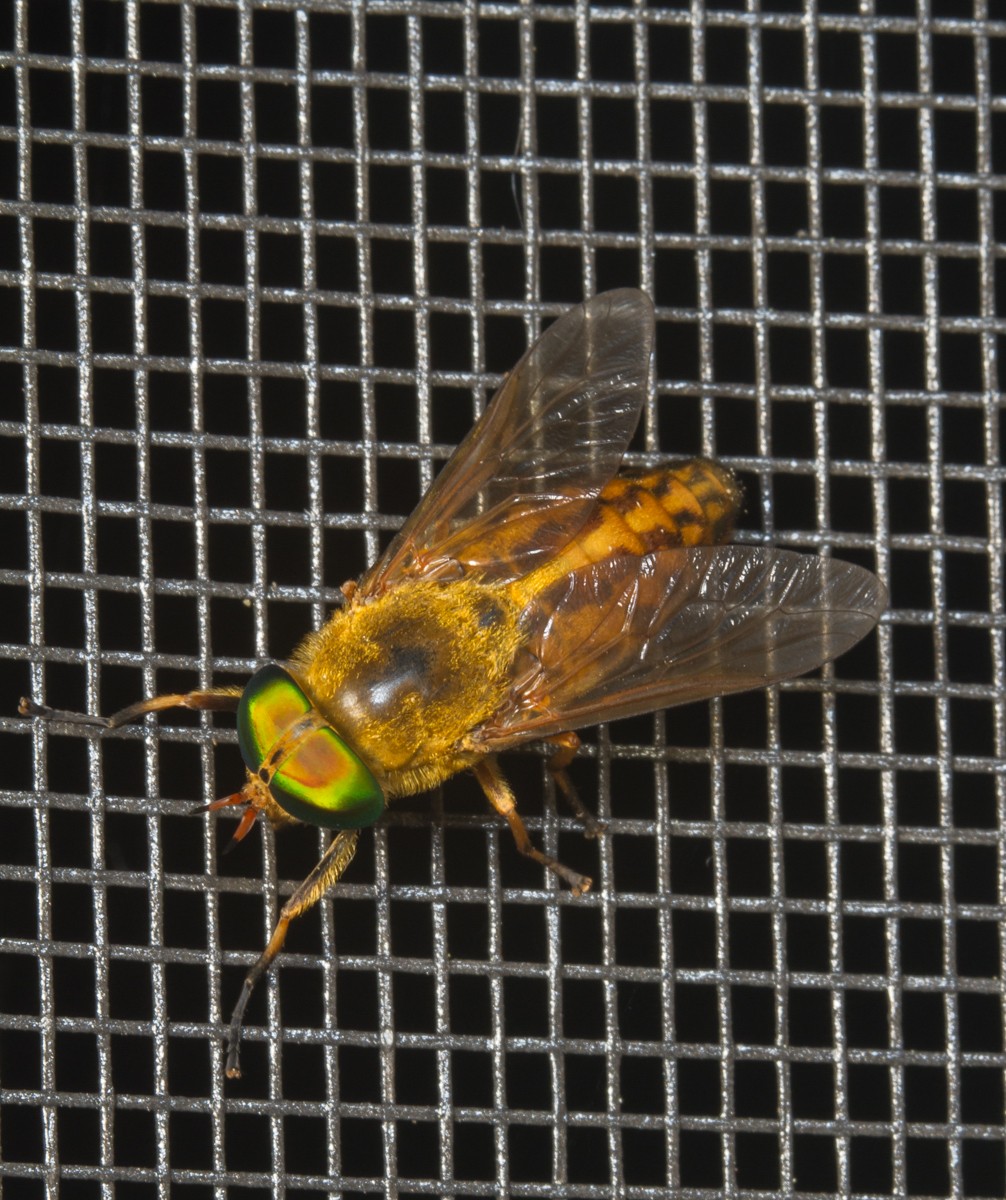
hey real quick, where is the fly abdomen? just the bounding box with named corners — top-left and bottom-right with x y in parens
top-left (599, 458), bottom-right (742, 550)
top-left (510, 458), bottom-right (743, 607)
top-left (440, 459), bottom-right (743, 598)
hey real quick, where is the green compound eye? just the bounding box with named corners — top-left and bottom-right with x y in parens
top-left (237, 664), bottom-right (384, 830)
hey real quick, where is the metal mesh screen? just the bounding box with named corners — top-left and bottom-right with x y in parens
top-left (2, 0), bottom-right (1003, 1195)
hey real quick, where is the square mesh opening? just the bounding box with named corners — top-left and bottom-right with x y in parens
top-left (1, 1), bottom-right (1003, 1195)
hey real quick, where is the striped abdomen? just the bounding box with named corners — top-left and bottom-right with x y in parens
top-left (511, 458), bottom-right (742, 603)
top-left (594, 459), bottom-right (741, 551)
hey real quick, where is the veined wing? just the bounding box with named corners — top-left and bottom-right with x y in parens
top-left (474, 546), bottom-right (886, 745)
top-left (359, 290), bottom-right (653, 596)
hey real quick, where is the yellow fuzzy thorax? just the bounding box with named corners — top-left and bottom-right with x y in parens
top-left (288, 578), bottom-right (525, 797)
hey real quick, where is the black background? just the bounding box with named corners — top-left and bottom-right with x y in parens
top-left (1, 1), bottom-right (1004, 1196)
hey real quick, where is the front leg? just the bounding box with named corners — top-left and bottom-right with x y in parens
top-left (225, 827), bottom-right (359, 1079)
top-left (19, 687), bottom-right (243, 730)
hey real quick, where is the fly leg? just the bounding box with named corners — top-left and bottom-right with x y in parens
top-left (545, 732), bottom-right (607, 839)
top-left (19, 687), bottom-right (243, 729)
top-left (22, 686), bottom-right (253, 834)
top-left (474, 757), bottom-right (592, 896)
top-left (225, 827), bottom-right (359, 1079)
top-left (19, 689), bottom-right (242, 729)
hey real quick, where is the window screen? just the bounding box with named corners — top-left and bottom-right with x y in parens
top-left (2, 1), bottom-right (1003, 1196)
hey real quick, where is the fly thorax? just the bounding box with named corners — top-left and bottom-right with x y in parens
top-left (294, 580), bottom-right (524, 773)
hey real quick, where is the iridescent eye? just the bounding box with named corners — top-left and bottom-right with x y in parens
top-left (237, 664), bottom-right (384, 830)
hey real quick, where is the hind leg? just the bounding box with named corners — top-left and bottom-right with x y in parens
top-left (474, 756), bottom-right (592, 895)
top-left (545, 733), bottom-right (606, 839)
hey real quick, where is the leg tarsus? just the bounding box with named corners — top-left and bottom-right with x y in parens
top-left (19, 697), bottom-right (110, 728)
top-left (225, 914), bottom-right (290, 1078)
top-left (224, 827), bottom-right (359, 1079)
top-left (474, 757), bottom-right (593, 896)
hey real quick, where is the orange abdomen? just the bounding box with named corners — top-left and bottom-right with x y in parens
top-left (512, 458), bottom-right (742, 602)
top-left (594, 458), bottom-right (741, 551)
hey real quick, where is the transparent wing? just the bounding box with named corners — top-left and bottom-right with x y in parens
top-left (475, 546), bottom-right (887, 745)
top-left (360, 289), bottom-right (653, 596)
